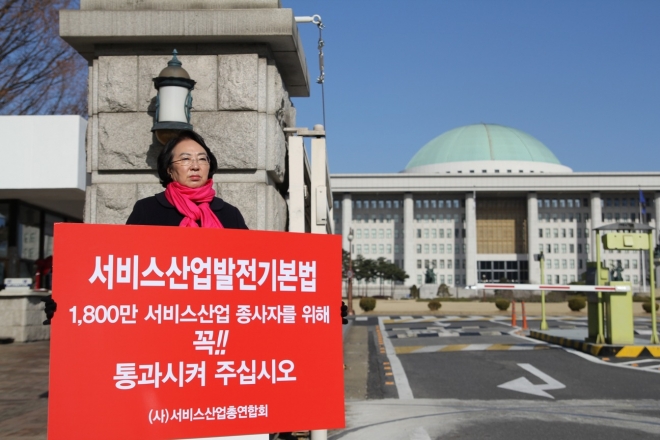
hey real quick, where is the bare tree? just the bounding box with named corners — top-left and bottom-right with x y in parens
top-left (0, 0), bottom-right (86, 115)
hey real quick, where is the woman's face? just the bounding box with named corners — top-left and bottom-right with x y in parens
top-left (168, 139), bottom-right (211, 189)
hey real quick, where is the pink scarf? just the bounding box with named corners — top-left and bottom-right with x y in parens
top-left (164, 180), bottom-right (224, 229)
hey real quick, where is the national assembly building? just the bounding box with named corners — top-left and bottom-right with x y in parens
top-left (330, 123), bottom-right (660, 293)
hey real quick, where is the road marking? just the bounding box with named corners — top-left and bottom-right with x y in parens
top-left (498, 363), bottom-right (565, 399)
top-left (378, 317), bottom-right (414, 400)
top-left (394, 344), bottom-right (550, 354)
top-left (355, 317), bottom-right (368, 321)
top-left (408, 427), bottom-right (432, 440)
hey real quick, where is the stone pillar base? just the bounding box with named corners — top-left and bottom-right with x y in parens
top-left (0, 289), bottom-right (51, 343)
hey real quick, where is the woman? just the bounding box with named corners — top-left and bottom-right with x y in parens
top-left (44, 131), bottom-right (347, 326)
top-left (126, 130), bottom-right (247, 229)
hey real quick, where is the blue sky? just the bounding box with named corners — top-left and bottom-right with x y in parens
top-left (282, 0), bottom-right (660, 174)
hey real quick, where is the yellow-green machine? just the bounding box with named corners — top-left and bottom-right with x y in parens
top-left (587, 223), bottom-right (658, 345)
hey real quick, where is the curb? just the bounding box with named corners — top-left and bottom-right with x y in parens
top-left (529, 330), bottom-right (660, 358)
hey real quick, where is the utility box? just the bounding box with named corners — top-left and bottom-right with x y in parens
top-left (604, 282), bottom-right (634, 345)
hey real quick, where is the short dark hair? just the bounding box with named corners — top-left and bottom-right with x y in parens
top-left (157, 130), bottom-right (218, 187)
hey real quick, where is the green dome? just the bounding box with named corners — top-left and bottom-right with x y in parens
top-left (405, 124), bottom-right (563, 171)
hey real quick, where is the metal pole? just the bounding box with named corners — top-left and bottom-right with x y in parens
top-left (347, 229), bottom-right (354, 315)
top-left (596, 230), bottom-right (605, 344)
top-left (540, 253), bottom-right (548, 330)
top-left (649, 232), bottom-right (659, 344)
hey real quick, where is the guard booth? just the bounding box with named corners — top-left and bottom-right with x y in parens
top-left (587, 223), bottom-right (658, 345)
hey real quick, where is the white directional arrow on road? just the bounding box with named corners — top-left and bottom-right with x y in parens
top-left (497, 363), bottom-right (566, 399)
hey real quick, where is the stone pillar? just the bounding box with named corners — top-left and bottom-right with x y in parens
top-left (341, 193), bottom-right (352, 252)
top-left (527, 192), bottom-right (540, 283)
top-left (60, 0), bottom-right (307, 230)
top-left (403, 193), bottom-right (415, 286)
top-left (465, 192), bottom-right (478, 285)
top-left (590, 192), bottom-right (602, 262)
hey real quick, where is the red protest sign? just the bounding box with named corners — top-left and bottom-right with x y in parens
top-left (48, 224), bottom-right (344, 439)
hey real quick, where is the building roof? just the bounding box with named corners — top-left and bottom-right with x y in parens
top-left (404, 124), bottom-right (570, 174)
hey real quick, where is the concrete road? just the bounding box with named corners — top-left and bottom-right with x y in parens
top-left (334, 315), bottom-right (660, 439)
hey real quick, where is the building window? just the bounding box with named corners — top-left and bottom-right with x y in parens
top-left (447, 229), bottom-right (453, 238)
top-left (439, 244), bottom-right (445, 254)
top-left (539, 229), bottom-right (543, 238)
top-left (579, 259), bottom-right (583, 269)
top-left (561, 244), bottom-right (567, 254)
top-left (372, 244), bottom-right (377, 254)
top-left (570, 259), bottom-right (575, 269)
top-left (417, 260), bottom-right (422, 269)
top-left (417, 275), bottom-right (423, 285)
top-left (448, 259), bottom-right (453, 269)
top-left (416, 245), bottom-right (422, 254)
top-left (432, 244), bottom-right (437, 254)
top-left (569, 244), bottom-right (574, 253)
top-left (447, 244), bottom-right (452, 253)
top-left (415, 200), bottom-right (421, 209)
top-left (554, 259), bottom-right (559, 269)
top-left (423, 229), bottom-right (429, 238)
top-left (448, 275), bottom-right (453, 284)
top-left (416, 229), bottom-right (421, 238)
top-left (547, 275), bottom-right (552, 284)
top-left (562, 259), bottom-right (567, 269)
top-left (554, 244), bottom-right (559, 253)
top-left (424, 244), bottom-right (429, 254)
top-left (439, 260), bottom-right (445, 269)
top-left (633, 259), bottom-right (638, 269)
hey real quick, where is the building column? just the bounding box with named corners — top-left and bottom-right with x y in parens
top-left (341, 193), bottom-right (352, 252)
top-left (403, 193), bottom-right (415, 286)
top-left (465, 192), bottom-right (478, 286)
top-left (590, 192), bottom-right (602, 262)
top-left (527, 192), bottom-right (540, 283)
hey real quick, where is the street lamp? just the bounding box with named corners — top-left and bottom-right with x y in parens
top-left (152, 49), bottom-right (196, 145)
top-left (347, 228), bottom-right (354, 315)
top-left (534, 252), bottom-right (548, 330)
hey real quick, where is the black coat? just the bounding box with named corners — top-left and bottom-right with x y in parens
top-left (126, 192), bottom-right (248, 229)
